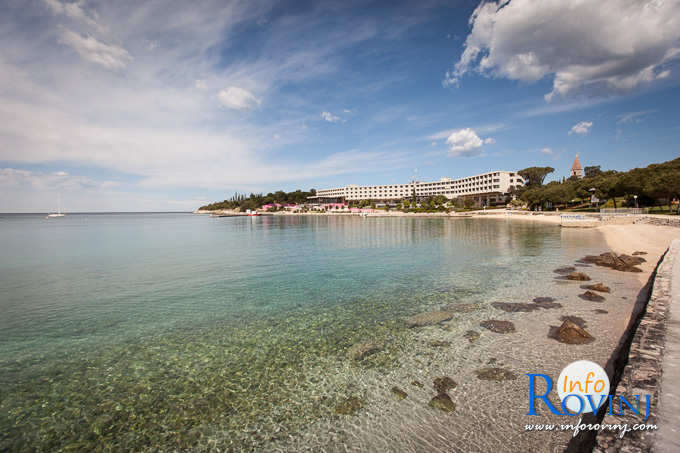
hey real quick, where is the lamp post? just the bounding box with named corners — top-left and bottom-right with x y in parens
top-left (634, 195), bottom-right (638, 209)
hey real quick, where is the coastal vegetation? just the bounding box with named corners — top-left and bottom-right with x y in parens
top-left (199, 189), bottom-right (316, 211)
top-left (517, 157), bottom-right (680, 212)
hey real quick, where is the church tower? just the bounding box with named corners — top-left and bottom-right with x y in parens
top-left (570, 155), bottom-right (584, 178)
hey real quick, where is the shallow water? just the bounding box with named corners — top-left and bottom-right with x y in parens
top-left (0, 214), bottom-right (627, 451)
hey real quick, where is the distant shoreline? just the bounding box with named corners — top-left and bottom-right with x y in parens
top-left (0, 211), bottom-right (193, 215)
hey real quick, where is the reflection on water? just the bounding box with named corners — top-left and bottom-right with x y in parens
top-left (0, 214), bottom-right (604, 451)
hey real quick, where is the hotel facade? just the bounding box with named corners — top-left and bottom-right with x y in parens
top-left (313, 170), bottom-right (525, 207)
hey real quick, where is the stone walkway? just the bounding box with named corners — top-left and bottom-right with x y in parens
top-left (656, 239), bottom-right (680, 451)
top-left (590, 239), bottom-right (679, 452)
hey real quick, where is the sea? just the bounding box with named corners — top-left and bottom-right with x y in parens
top-left (0, 213), bottom-right (623, 451)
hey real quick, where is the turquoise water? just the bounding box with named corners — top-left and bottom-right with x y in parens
top-left (0, 213), bottom-right (600, 451)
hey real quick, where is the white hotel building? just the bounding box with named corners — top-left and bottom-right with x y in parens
top-left (313, 171), bottom-right (524, 206)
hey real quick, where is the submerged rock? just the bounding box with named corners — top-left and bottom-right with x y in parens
top-left (593, 309), bottom-right (609, 314)
top-left (428, 393), bottom-right (456, 412)
top-left (410, 380), bottom-right (424, 388)
top-left (579, 252), bottom-right (644, 272)
top-left (429, 340), bottom-right (451, 348)
top-left (619, 254), bottom-right (646, 266)
top-left (632, 251), bottom-right (648, 256)
top-left (491, 302), bottom-right (538, 313)
top-left (440, 303), bottom-right (480, 313)
top-left (480, 320), bottom-right (516, 334)
top-left (532, 297), bottom-right (563, 309)
top-left (391, 387), bottom-right (408, 400)
top-left (405, 311), bottom-right (453, 328)
top-left (335, 396), bottom-right (364, 415)
top-left (584, 283), bottom-right (611, 293)
top-left (475, 367), bottom-right (518, 382)
top-left (567, 272), bottom-right (591, 281)
top-left (433, 376), bottom-right (457, 393)
top-left (553, 266), bottom-right (576, 275)
top-left (347, 342), bottom-right (382, 361)
top-left (560, 315), bottom-right (587, 328)
top-left (549, 320), bottom-right (595, 344)
top-left (580, 290), bottom-right (606, 302)
top-left (463, 330), bottom-right (480, 343)
top-left (533, 297), bottom-right (556, 303)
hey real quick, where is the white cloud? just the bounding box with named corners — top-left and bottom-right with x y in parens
top-left (195, 79), bottom-right (207, 90)
top-left (321, 111), bottom-right (341, 123)
top-left (217, 86), bottom-right (261, 110)
top-left (569, 121), bottom-right (593, 135)
top-left (446, 128), bottom-right (486, 157)
top-left (343, 109), bottom-right (352, 113)
top-left (617, 110), bottom-right (655, 124)
top-left (428, 123), bottom-right (506, 141)
top-left (449, 0), bottom-right (680, 100)
top-left (540, 147), bottom-right (553, 155)
top-left (59, 29), bottom-right (131, 69)
top-left (43, 0), bottom-right (103, 31)
top-left (484, 137), bottom-right (496, 145)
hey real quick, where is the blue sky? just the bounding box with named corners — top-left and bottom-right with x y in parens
top-left (1, 0), bottom-right (679, 211)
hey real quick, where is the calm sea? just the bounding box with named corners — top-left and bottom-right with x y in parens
top-left (0, 213), bottom-right (603, 451)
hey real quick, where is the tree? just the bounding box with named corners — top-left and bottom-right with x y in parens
top-left (518, 167), bottom-right (555, 187)
top-left (584, 166), bottom-right (602, 178)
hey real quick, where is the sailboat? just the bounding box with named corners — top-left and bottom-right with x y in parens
top-left (47, 195), bottom-right (66, 218)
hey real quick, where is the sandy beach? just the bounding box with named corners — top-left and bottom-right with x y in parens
top-left (599, 223), bottom-right (680, 280)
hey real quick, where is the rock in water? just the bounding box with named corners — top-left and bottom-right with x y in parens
top-left (567, 272), bottom-right (591, 281)
top-left (347, 342), bottom-right (382, 360)
top-left (549, 320), bottom-right (595, 344)
top-left (410, 380), bottom-right (424, 388)
top-left (533, 296), bottom-right (556, 303)
top-left (553, 266), bottom-right (576, 275)
top-left (433, 376), bottom-right (457, 393)
top-left (463, 330), bottom-right (480, 343)
top-left (632, 251), bottom-right (647, 256)
top-left (429, 340), bottom-right (451, 347)
top-left (440, 303), bottom-right (480, 313)
top-left (584, 283), bottom-right (611, 293)
top-left (391, 387), bottom-right (408, 400)
top-left (428, 393), bottom-right (456, 412)
top-left (579, 252), bottom-right (643, 272)
top-left (580, 290), bottom-right (606, 302)
top-left (335, 396), bottom-right (364, 415)
top-left (491, 302), bottom-right (539, 313)
top-left (480, 320), bottom-right (516, 333)
top-left (618, 254), bottom-right (646, 266)
top-left (405, 311), bottom-right (453, 328)
top-left (474, 367), bottom-right (518, 382)
top-left (560, 315), bottom-right (587, 328)
top-left (532, 297), bottom-right (563, 309)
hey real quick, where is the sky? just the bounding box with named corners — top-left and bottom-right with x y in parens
top-left (1, 0), bottom-right (679, 212)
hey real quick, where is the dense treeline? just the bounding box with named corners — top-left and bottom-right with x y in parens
top-left (199, 189), bottom-right (316, 211)
top-left (518, 157), bottom-right (680, 211)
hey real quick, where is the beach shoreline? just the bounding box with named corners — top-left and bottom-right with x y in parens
top-left (273, 217), bottom-right (680, 452)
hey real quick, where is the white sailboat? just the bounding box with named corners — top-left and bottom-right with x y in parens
top-left (47, 196), bottom-right (65, 218)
